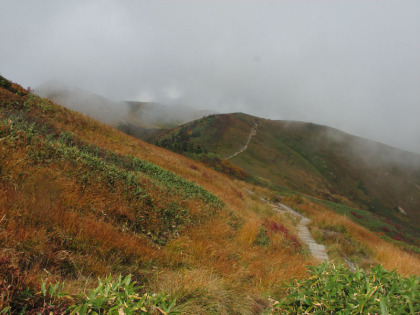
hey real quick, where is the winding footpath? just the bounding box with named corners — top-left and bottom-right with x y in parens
top-left (245, 189), bottom-right (329, 262)
top-left (274, 203), bottom-right (329, 262)
top-left (226, 121), bottom-right (258, 160)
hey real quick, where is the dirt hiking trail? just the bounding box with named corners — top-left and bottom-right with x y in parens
top-left (226, 121), bottom-right (258, 160)
top-left (246, 189), bottom-right (330, 262)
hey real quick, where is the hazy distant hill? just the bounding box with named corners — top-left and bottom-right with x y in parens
top-left (154, 113), bottom-right (420, 240)
top-left (35, 81), bottom-right (125, 124)
top-left (35, 81), bottom-right (216, 140)
top-left (118, 101), bottom-right (216, 141)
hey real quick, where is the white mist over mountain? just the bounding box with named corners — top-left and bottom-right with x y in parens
top-left (1, 0), bottom-right (419, 153)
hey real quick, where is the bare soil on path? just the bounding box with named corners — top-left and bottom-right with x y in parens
top-left (226, 121), bottom-right (258, 160)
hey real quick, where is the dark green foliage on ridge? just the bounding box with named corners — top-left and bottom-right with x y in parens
top-left (0, 74), bottom-right (12, 90)
top-left (154, 116), bottom-right (250, 180)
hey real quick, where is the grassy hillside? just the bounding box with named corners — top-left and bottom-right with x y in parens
top-left (154, 113), bottom-right (420, 248)
top-left (1, 75), bottom-right (314, 313)
top-left (1, 76), bottom-right (419, 313)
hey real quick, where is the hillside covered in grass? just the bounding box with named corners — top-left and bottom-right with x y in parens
top-left (0, 75), bottom-right (315, 313)
top-left (1, 75), bottom-right (419, 313)
top-left (154, 113), bottom-right (420, 249)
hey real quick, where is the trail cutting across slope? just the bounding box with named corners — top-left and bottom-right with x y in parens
top-left (273, 203), bottom-right (330, 262)
top-left (226, 121), bottom-right (258, 160)
top-left (245, 189), bottom-right (329, 262)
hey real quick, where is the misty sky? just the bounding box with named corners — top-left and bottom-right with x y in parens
top-left (1, 0), bottom-right (420, 153)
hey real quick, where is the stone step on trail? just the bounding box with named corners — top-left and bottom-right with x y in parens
top-left (244, 189), bottom-right (329, 262)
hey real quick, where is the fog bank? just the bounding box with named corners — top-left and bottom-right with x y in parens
top-left (1, 0), bottom-right (419, 153)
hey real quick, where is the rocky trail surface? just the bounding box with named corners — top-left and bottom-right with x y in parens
top-left (246, 189), bottom-right (329, 262)
top-left (273, 203), bottom-right (330, 262)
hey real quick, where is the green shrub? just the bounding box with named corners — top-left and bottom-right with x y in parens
top-left (70, 275), bottom-right (181, 315)
top-left (0, 74), bottom-right (11, 89)
top-left (272, 262), bottom-right (419, 314)
top-left (254, 226), bottom-right (270, 246)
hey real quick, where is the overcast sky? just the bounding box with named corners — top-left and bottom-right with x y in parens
top-left (1, 0), bottom-right (419, 153)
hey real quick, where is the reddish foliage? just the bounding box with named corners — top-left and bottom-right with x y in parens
top-left (264, 219), bottom-right (288, 234)
top-left (0, 256), bottom-right (69, 314)
top-left (394, 224), bottom-right (403, 232)
top-left (0, 125), bottom-right (11, 137)
top-left (28, 302), bottom-right (68, 315)
top-left (188, 164), bottom-right (199, 171)
top-left (231, 187), bottom-right (244, 199)
top-left (200, 156), bottom-right (249, 180)
top-left (384, 218), bottom-right (393, 225)
top-left (381, 226), bottom-right (391, 233)
top-left (0, 256), bottom-right (22, 307)
top-left (392, 233), bottom-right (406, 242)
top-left (263, 220), bottom-right (302, 250)
top-left (350, 211), bottom-right (364, 220)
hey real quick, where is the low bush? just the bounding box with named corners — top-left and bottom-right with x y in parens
top-left (1, 272), bottom-right (181, 314)
top-left (70, 275), bottom-right (181, 314)
top-left (0, 75), bottom-right (11, 90)
top-left (272, 262), bottom-right (420, 314)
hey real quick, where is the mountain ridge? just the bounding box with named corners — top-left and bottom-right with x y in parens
top-left (153, 113), bottom-right (420, 247)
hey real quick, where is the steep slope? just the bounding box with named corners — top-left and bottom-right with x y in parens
top-left (154, 113), bottom-right (420, 246)
top-left (1, 75), bottom-right (315, 313)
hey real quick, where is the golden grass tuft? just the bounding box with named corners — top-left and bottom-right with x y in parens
top-left (148, 268), bottom-right (258, 315)
top-left (236, 218), bottom-right (261, 245)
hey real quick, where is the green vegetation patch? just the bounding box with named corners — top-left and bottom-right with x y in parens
top-left (0, 74), bottom-right (12, 90)
top-left (0, 107), bottom-right (221, 207)
top-left (70, 275), bottom-right (181, 314)
top-left (0, 258), bottom-right (181, 315)
top-left (310, 198), bottom-right (420, 250)
top-left (272, 263), bottom-right (420, 314)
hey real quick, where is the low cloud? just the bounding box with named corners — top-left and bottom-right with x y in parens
top-left (1, 0), bottom-right (419, 153)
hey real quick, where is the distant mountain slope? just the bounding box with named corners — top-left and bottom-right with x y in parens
top-left (124, 101), bottom-right (216, 128)
top-left (35, 80), bottom-right (125, 124)
top-left (117, 101), bottom-right (216, 141)
top-left (154, 113), bottom-right (420, 236)
top-left (35, 81), bottom-right (216, 140)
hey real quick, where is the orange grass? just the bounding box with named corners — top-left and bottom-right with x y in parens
top-left (291, 200), bottom-right (420, 276)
